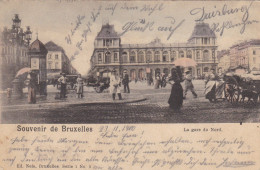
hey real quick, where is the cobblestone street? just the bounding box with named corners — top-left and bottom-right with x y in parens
top-left (1, 80), bottom-right (260, 124)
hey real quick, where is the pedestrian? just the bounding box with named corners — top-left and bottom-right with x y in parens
top-left (122, 70), bottom-right (130, 93)
top-left (27, 71), bottom-right (37, 104)
top-left (183, 70), bottom-right (197, 99)
top-left (204, 68), bottom-right (217, 102)
top-left (58, 73), bottom-right (68, 99)
top-left (161, 73), bottom-right (167, 88)
top-left (110, 69), bottom-right (122, 100)
top-left (168, 66), bottom-right (184, 112)
top-left (76, 74), bottom-right (84, 98)
top-left (215, 68), bottom-right (225, 100)
top-left (154, 73), bottom-right (161, 89)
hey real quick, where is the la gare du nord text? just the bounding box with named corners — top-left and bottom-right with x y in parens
top-left (17, 125), bottom-right (93, 132)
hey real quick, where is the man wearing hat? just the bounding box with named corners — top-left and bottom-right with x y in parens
top-left (122, 70), bottom-right (130, 93)
top-left (110, 69), bottom-right (122, 100)
top-left (183, 70), bottom-right (197, 99)
top-left (58, 73), bottom-right (68, 99)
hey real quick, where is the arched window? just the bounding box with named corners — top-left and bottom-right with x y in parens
top-left (196, 51), bottom-right (200, 59)
top-left (187, 50), bottom-right (192, 58)
top-left (146, 51), bottom-right (152, 62)
top-left (162, 51), bottom-right (169, 62)
top-left (138, 69), bottom-right (144, 80)
top-left (130, 51), bottom-right (136, 63)
top-left (130, 69), bottom-right (136, 80)
top-left (154, 51), bottom-right (160, 62)
top-left (171, 51), bottom-right (176, 62)
top-left (203, 50), bottom-right (209, 61)
top-left (105, 51), bottom-right (111, 63)
top-left (179, 51), bottom-right (184, 58)
top-left (122, 52), bottom-right (128, 63)
top-left (138, 51), bottom-right (144, 63)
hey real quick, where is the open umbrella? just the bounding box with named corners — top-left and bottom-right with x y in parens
top-left (173, 58), bottom-right (197, 67)
top-left (15, 67), bottom-right (31, 78)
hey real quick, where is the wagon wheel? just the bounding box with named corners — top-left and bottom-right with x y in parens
top-left (224, 83), bottom-right (237, 102)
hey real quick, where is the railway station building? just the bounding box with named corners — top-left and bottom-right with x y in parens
top-left (90, 22), bottom-right (218, 80)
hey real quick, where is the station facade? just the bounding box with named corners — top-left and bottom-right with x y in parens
top-left (90, 22), bottom-right (218, 80)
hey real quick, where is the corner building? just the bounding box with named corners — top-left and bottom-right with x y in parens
top-left (90, 22), bottom-right (218, 80)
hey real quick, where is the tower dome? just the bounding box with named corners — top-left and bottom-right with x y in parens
top-left (29, 39), bottom-right (47, 55)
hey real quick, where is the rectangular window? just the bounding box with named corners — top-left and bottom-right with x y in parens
top-left (55, 54), bottom-right (59, 59)
top-left (55, 62), bottom-right (59, 69)
top-left (114, 53), bottom-right (118, 61)
top-left (48, 54), bottom-right (52, 59)
top-left (203, 38), bottom-right (207, 44)
top-left (253, 50), bottom-right (256, 55)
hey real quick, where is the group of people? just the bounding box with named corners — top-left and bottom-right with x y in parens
top-left (167, 66), bottom-right (225, 113)
top-left (154, 73), bottom-right (167, 89)
top-left (57, 73), bottom-right (84, 99)
top-left (109, 69), bottom-right (131, 100)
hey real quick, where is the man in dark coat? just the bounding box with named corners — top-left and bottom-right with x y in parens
top-left (58, 73), bottom-right (68, 98)
top-left (122, 70), bottom-right (130, 93)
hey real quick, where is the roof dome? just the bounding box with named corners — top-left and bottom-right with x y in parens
top-left (96, 24), bottom-right (119, 39)
top-left (189, 22), bottom-right (216, 39)
top-left (29, 39), bottom-right (47, 54)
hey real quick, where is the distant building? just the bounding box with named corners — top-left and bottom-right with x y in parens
top-left (45, 41), bottom-right (77, 76)
top-left (90, 22), bottom-right (218, 80)
top-left (229, 39), bottom-right (260, 71)
top-left (217, 50), bottom-right (230, 72)
top-left (0, 14), bottom-right (32, 89)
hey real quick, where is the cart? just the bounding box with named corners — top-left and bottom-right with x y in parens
top-left (224, 72), bottom-right (260, 105)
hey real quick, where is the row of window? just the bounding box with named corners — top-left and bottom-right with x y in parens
top-left (48, 54), bottom-right (59, 60)
top-left (47, 62), bottom-right (60, 69)
top-left (97, 50), bottom-right (213, 63)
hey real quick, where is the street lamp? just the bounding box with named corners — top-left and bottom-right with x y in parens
top-left (13, 14), bottom-right (21, 29)
top-left (24, 26), bottom-right (32, 46)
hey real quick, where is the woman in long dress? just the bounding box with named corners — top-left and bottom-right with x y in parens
top-left (215, 68), bottom-right (225, 100)
top-left (76, 74), bottom-right (84, 98)
top-left (204, 68), bottom-right (217, 102)
top-left (168, 66), bottom-right (183, 112)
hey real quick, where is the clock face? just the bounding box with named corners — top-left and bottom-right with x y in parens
top-left (31, 58), bottom-right (39, 69)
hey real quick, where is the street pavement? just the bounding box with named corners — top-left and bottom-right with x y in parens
top-left (1, 80), bottom-right (260, 124)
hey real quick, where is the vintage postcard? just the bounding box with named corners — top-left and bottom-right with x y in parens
top-left (0, 0), bottom-right (260, 169)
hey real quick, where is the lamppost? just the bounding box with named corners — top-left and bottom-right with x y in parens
top-left (24, 26), bottom-right (32, 46)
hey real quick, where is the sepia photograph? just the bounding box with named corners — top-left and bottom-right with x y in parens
top-left (0, 1), bottom-right (260, 170)
top-left (0, 0), bottom-right (260, 124)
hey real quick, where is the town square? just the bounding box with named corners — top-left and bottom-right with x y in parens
top-left (0, 1), bottom-right (260, 124)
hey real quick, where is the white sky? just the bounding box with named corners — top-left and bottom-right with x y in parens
top-left (0, 0), bottom-right (259, 74)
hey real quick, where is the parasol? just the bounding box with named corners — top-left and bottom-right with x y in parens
top-left (173, 58), bottom-right (197, 67)
top-left (15, 67), bottom-right (31, 77)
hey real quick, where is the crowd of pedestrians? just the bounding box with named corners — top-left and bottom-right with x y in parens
top-left (23, 67), bottom-right (225, 109)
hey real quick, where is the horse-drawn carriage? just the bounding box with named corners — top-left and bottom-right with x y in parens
top-left (86, 71), bottom-right (110, 93)
top-left (223, 72), bottom-right (260, 105)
